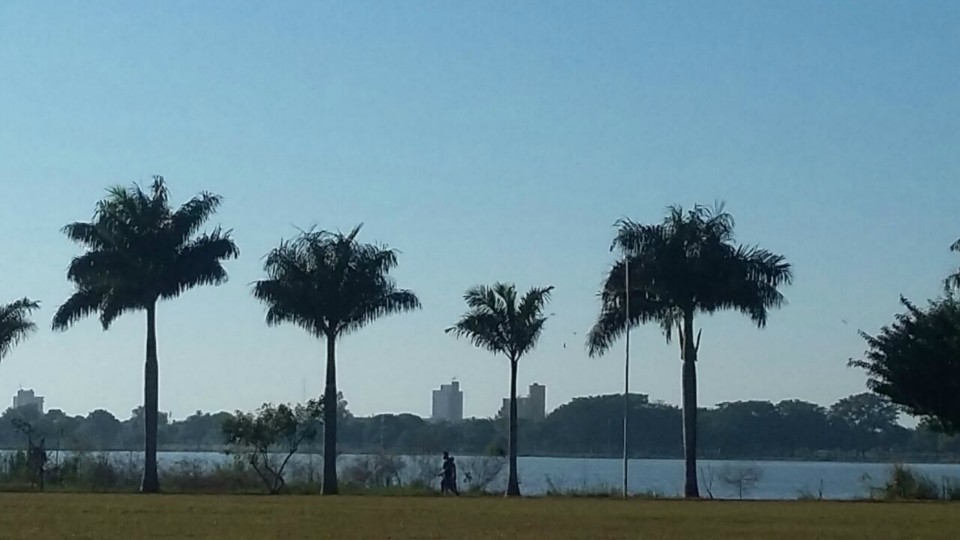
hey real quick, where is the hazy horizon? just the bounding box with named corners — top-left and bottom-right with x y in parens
top-left (2, 2), bottom-right (958, 421)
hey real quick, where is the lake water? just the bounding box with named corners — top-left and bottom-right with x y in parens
top-left (22, 451), bottom-right (958, 500)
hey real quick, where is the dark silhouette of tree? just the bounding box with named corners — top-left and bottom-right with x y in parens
top-left (253, 225), bottom-right (420, 495)
top-left (828, 392), bottom-right (903, 456)
top-left (52, 176), bottom-right (238, 492)
top-left (447, 282), bottom-right (553, 496)
top-left (78, 409), bottom-right (122, 450)
top-left (587, 204), bottom-right (792, 497)
top-left (0, 298), bottom-right (39, 364)
top-left (222, 399), bottom-right (323, 494)
top-left (948, 239), bottom-right (960, 290)
top-left (852, 294), bottom-right (960, 434)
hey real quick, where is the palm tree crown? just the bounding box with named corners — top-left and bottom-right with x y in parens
top-left (253, 225), bottom-right (421, 339)
top-left (447, 283), bottom-right (553, 361)
top-left (588, 204), bottom-right (792, 353)
top-left (53, 177), bottom-right (239, 330)
top-left (253, 224), bottom-right (420, 495)
top-left (447, 282), bottom-right (553, 497)
top-left (0, 298), bottom-right (40, 362)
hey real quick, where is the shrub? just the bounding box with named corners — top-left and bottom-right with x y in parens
top-left (878, 464), bottom-right (940, 500)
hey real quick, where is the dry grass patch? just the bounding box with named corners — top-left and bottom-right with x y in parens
top-left (0, 493), bottom-right (958, 539)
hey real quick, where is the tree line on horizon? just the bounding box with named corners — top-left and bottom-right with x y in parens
top-left (3, 392), bottom-right (959, 462)
top-left (1, 177), bottom-right (958, 497)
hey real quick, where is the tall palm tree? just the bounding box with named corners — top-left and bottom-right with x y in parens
top-left (253, 225), bottom-right (420, 495)
top-left (948, 238), bottom-right (960, 289)
top-left (447, 282), bottom-right (553, 497)
top-left (587, 204), bottom-right (791, 498)
top-left (1, 298), bottom-right (40, 364)
top-left (52, 176), bottom-right (238, 493)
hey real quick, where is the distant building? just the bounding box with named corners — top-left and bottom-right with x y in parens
top-left (499, 383), bottom-right (546, 421)
top-left (431, 381), bottom-right (463, 422)
top-left (12, 389), bottom-right (44, 413)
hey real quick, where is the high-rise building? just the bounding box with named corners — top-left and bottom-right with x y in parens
top-left (12, 389), bottom-right (44, 413)
top-left (498, 383), bottom-right (547, 421)
top-left (526, 383), bottom-right (546, 421)
top-left (431, 381), bottom-right (463, 422)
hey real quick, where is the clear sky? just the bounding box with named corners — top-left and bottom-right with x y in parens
top-left (1, 1), bottom-right (958, 421)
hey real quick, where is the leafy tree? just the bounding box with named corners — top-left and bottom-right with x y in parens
top-left (253, 226), bottom-right (420, 494)
top-left (52, 177), bottom-right (239, 492)
top-left (851, 294), bottom-right (960, 434)
top-left (0, 298), bottom-right (39, 365)
top-left (587, 204), bottom-right (792, 497)
top-left (541, 394), bottom-right (665, 456)
top-left (222, 400), bottom-right (323, 494)
top-left (447, 282), bottom-right (553, 496)
top-left (829, 392), bottom-right (902, 455)
top-left (703, 401), bottom-right (782, 457)
top-left (78, 409), bottom-right (122, 450)
top-left (775, 399), bottom-right (831, 452)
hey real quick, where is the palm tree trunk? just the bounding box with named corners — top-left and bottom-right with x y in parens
top-left (322, 334), bottom-right (339, 495)
top-left (681, 312), bottom-right (700, 498)
top-left (506, 357), bottom-right (521, 497)
top-left (141, 302), bottom-right (160, 493)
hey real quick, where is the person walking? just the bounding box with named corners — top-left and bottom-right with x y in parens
top-left (440, 451), bottom-right (459, 496)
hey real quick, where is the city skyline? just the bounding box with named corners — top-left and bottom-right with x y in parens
top-left (1, 2), bottom-right (958, 421)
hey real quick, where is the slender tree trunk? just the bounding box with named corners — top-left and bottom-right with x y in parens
top-left (681, 312), bottom-right (700, 498)
top-left (506, 357), bottom-right (521, 497)
top-left (141, 302), bottom-right (160, 493)
top-left (322, 333), bottom-right (339, 495)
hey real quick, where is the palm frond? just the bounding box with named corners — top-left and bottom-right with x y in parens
top-left (160, 229), bottom-right (239, 299)
top-left (341, 288), bottom-right (421, 335)
top-left (947, 238), bottom-right (960, 289)
top-left (99, 289), bottom-right (141, 329)
top-left (699, 245), bottom-right (793, 327)
top-left (52, 287), bottom-right (107, 330)
top-left (62, 222), bottom-right (111, 250)
top-left (170, 192), bottom-right (223, 243)
top-left (0, 298), bottom-right (40, 361)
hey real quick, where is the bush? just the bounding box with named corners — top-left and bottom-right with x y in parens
top-left (877, 464), bottom-right (940, 500)
top-left (340, 454), bottom-right (406, 489)
top-left (162, 457), bottom-right (262, 493)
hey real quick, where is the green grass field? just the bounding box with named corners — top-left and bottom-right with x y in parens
top-left (0, 493), bottom-right (957, 539)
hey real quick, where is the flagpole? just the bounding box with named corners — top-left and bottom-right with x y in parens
top-left (623, 256), bottom-right (630, 499)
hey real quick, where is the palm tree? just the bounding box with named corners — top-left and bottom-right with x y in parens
top-left (52, 176), bottom-right (238, 493)
top-left (253, 225), bottom-right (420, 495)
top-left (587, 204), bottom-right (791, 498)
top-left (447, 282), bottom-right (553, 497)
top-left (1, 298), bottom-right (40, 364)
top-left (948, 238), bottom-right (960, 289)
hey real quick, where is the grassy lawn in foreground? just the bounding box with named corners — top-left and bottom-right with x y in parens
top-left (0, 493), bottom-right (956, 540)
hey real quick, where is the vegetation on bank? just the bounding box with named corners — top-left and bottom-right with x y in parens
top-left (0, 449), bottom-right (506, 496)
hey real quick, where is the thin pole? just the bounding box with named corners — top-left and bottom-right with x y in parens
top-left (623, 256), bottom-right (630, 499)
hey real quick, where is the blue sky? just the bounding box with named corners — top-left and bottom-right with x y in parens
top-left (1, 1), bottom-right (958, 420)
